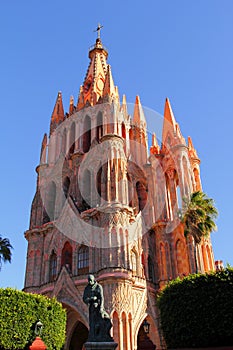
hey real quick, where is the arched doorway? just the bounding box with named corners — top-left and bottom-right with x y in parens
top-left (137, 323), bottom-right (156, 350)
top-left (69, 321), bottom-right (88, 350)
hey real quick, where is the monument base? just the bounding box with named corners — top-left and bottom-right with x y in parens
top-left (84, 341), bottom-right (118, 350)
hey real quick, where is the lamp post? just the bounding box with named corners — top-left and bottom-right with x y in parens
top-left (142, 319), bottom-right (150, 334)
top-left (30, 320), bottom-right (47, 350)
top-left (35, 320), bottom-right (43, 336)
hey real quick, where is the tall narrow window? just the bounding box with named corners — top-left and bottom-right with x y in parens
top-left (61, 242), bottom-right (72, 273)
top-left (136, 181), bottom-right (147, 212)
top-left (96, 112), bottom-right (103, 141)
top-left (83, 115), bottom-right (91, 153)
top-left (69, 122), bottom-right (76, 155)
top-left (131, 250), bottom-right (137, 275)
top-left (78, 245), bottom-right (89, 274)
top-left (122, 123), bottom-right (126, 139)
top-left (165, 174), bottom-right (172, 220)
top-left (97, 166), bottom-right (102, 205)
top-left (44, 181), bottom-right (56, 222)
top-left (148, 255), bottom-right (155, 282)
top-left (63, 177), bottom-right (70, 199)
top-left (176, 182), bottom-right (182, 210)
top-left (81, 169), bottom-right (91, 210)
top-left (182, 156), bottom-right (190, 196)
top-left (111, 161), bottom-right (116, 201)
top-left (61, 128), bottom-right (67, 154)
top-left (49, 250), bottom-right (57, 282)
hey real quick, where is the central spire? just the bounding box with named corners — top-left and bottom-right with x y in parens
top-left (77, 26), bottom-right (119, 110)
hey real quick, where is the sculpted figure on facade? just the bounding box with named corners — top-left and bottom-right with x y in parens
top-left (83, 274), bottom-right (113, 342)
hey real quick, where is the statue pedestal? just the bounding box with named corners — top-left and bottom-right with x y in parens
top-left (84, 342), bottom-right (118, 350)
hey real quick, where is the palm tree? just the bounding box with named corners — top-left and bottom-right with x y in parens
top-left (181, 191), bottom-right (218, 272)
top-left (0, 235), bottom-right (13, 271)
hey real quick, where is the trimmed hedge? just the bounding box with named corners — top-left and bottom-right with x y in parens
top-left (0, 288), bottom-right (66, 350)
top-left (157, 268), bottom-right (233, 348)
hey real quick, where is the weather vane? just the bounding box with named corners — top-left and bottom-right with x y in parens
top-left (94, 23), bottom-right (103, 39)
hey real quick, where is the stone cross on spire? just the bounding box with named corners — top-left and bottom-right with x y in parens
top-left (94, 23), bottom-right (103, 39)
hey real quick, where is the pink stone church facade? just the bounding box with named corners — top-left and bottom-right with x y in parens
top-left (24, 36), bottom-right (215, 350)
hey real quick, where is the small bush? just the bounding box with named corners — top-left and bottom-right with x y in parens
top-left (157, 268), bottom-right (233, 348)
top-left (0, 288), bottom-right (66, 350)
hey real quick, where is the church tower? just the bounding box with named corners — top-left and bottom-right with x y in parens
top-left (24, 31), bottom-right (215, 350)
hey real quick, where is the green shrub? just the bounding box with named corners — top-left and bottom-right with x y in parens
top-left (0, 288), bottom-right (66, 350)
top-left (157, 268), bottom-right (233, 348)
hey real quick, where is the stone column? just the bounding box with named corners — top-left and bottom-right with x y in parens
top-left (118, 318), bottom-right (124, 350)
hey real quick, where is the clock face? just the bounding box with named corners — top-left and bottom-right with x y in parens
top-left (97, 78), bottom-right (104, 91)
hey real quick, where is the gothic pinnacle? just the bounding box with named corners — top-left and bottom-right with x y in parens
top-left (162, 97), bottom-right (176, 145)
top-left (133, 95), bottom-right (146, 126)
top-left (50, 91), bottom-right (65, 135)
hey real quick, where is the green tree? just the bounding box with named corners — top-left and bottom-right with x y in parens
top-left (157, 268), bottom-right (233, 348)
top-left (0, 288), bottom-right (66, 350)
top-left (0, 235), bottom-right (13, 271)
top-left (181, 191), bottom-right (218, 272)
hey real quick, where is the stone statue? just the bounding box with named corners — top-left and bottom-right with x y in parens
top-left (83, 274), bottom-right (113, 342)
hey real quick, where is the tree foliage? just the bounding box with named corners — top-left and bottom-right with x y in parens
top-left (0, 288), bottom-right (66, 350)
top-left (0, 235), bottom-right (13, 270)
top-left (157, 268), bottom-right (233, 348)
top-left (181, 191), bottom-right (218, 244)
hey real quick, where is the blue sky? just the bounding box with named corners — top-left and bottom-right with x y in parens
top-left (0, 1), bottom-right (232, 289)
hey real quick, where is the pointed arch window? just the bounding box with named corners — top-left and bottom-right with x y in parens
top-left (78, 245), bottom-right (89, 274)
top-left (43, 181), bottom-right (56, 223)
top-left (69, 122), bottom-right (76, 154)
top-left (174, 171), bottom-right (182, 210)
top-left (165, 242), bottom-right (172, 279)
top-left (49, 250), bottom-right (57, 282)
top-left (81, 169), bottom-right (91, 210)
top-left (182, 156), bottom-right (190, 196)
top-left (61, 128), bottom-right (67, 154)
top-left (83, 115), bottom-right (91, 153)
top-left (165, 173), bottom-right (173, 220)
top-left (131, 250), bottom-right (137, 275)
top-left (148, 255), bottom-right (155, 282)
top-left (136, 181), bottom-right (147, 212)
top-left (61, 241), bottom-right (72, 273)
top-left (122, 123), bottom-right (126, 139)
top-left (63, 177), bottom-right (70, 199)
top-left (96, 112), bottom-right (103, 142)
top-left (193, 167), bottom-right (201, 191)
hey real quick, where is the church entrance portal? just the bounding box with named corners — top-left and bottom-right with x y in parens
top-left (137, 324), bottom-right (156, 350)
top-left (69, 321), bottom-right (88, 350)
